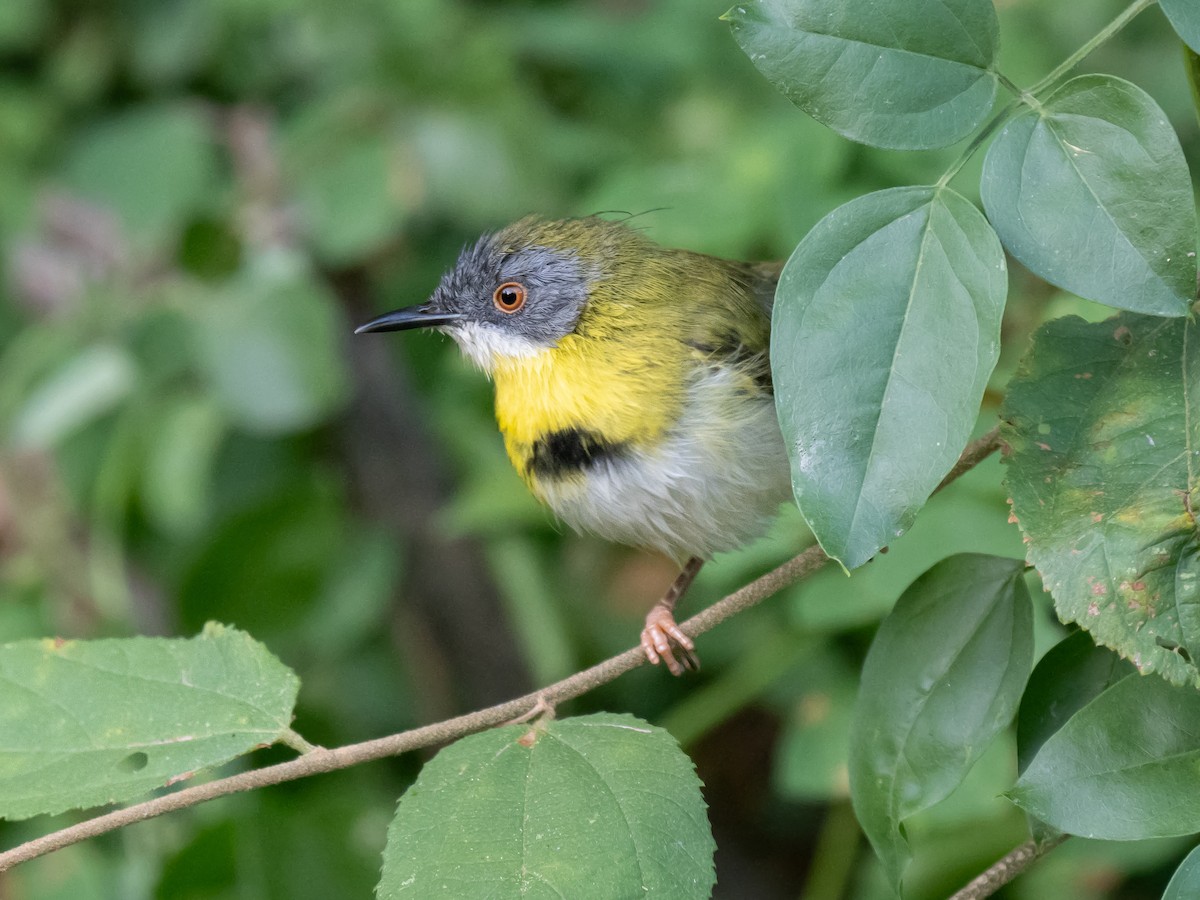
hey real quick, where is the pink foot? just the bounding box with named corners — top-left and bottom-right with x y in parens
top-left (641, 605), bottom-right (700, 676)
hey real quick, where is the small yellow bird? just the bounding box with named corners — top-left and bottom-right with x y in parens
top-left (357, 216), bottom-right (792, 674)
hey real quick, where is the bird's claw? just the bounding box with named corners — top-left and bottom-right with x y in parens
top-left (641, 607), bottom-right (700, 676)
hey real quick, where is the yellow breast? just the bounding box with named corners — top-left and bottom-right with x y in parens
top-left (492, 330), bottom-right (687, 491)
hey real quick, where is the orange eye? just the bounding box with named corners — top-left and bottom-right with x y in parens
top-left (493, 281), bottom-right (526, 313)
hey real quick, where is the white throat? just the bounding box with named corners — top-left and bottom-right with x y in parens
top-left (447, 321), bottom-right (546, 372)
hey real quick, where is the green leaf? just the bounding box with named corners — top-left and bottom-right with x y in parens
top-left (189, 268), bottom-right (349, 435)
top-left (1002, 313), bottom-right (1200, 687)
top-left (1165, 844), bottom-right (1200, 899)
top-left (378, 713), bottom-right (715, 899)
top-left (0, 0), bottom-right (47, 52)
top-left (1015, 630), bottom-right (1134, 847)
top-left (0, 624), bottom-right (299, 820)
top-left (1017, 630), bottom-right (1133, 775)
top-left (725, 0), bottom-right (998, 149)
top-left (773, 186), bottom-right (1006, 569)
top-left (1010, 674), bottom-right (1200, 839)
top-left (1161, 0), bottom-right (1200, 54)
top-left (60, 104), bottom-right (220, 240)
top-left (8, 344), bottom-right (136, 449)
top-left (849, 553), bottom-right (1033, 890)
top-left (1186, 46), bottom-right (1200, 131)
top-left (291, 136), bottom-right (403, 265)
top-left (140, 395), bottom-right (226, 536)
top-left (981, 75), bottom-right (1197, 317)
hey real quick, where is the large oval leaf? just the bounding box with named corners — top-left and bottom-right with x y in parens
top-left (1016, 630), bottom-right (1133, 775)
top-left (379, 713), bottom-right (715, 899)
top-left (849, 553), bottom-right (1033, 890)
top-left (1165, 844), bottom-right (1200, 899)
top-left (1003, 313), bottom-right (1200, 687)
top-left (1161, 0), bottom-right (1200, 54)
top-left (725, 0), bottom-right (998, 149)
top-left (773, 186), bottom-right (1006, 569)
top-left (1015, 630), bottom-right (1134, 845)
top-left (1011, 674), bottom-right (1200, 840)
top-left (981, 75), bottom-right (1197, 317)
top-left (0, 624), bottom-right (299, 820)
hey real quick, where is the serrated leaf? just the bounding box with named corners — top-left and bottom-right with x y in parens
top-left (1165, 844), bottom-right (1200, 899)
top-left (773, 186), bottom-right (1006, 568)
top-left (1016, 630), bottom-right (1133, 775)
top-left (378, 713), bottom-right (715, 899)
top-left (981, 75), bottom-right (1197, 317)
top-left (849, 553), bottom-right (1033, 890)
top-left (1010, 673), bottom-right (1200, 839)
top-left (1002, 313), bottom-right (1200, 686)
top-left (725, 0), bottom-right (998, 149)
top-left (0, 624), bottom-right (299, 820)
top-left (1161, 0), bottom-right (1200, 54)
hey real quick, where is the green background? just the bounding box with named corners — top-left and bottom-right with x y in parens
top-left (0, 0), bottom-right (1197, 897)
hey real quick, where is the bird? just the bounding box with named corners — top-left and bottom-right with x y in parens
top-left (356, 215), bottom-right (793, 674)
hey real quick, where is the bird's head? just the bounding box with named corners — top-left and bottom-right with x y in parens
top-left (356, 217), bottom-right (642, 371)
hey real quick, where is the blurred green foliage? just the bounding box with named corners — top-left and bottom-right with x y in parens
top-left (0, 0), bottom-right (1197, 897)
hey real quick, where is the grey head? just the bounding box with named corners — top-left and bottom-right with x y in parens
top-left (355, 217), bottom-right (601, 370)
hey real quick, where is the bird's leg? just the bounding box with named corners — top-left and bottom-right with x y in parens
top-left (641, 556), bottom-right (704, 676)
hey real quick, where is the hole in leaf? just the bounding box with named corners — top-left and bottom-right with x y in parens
top-left (118, 751), bottom-right (149, 773)
top-left (1155, 636), bottom-right (1192, 663)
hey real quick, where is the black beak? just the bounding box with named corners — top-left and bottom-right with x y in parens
top-left (354, 305), bottom-right (462, 334)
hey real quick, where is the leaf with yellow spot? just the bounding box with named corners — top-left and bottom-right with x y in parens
top-left (1003, 312), bottom-right (1200, 686)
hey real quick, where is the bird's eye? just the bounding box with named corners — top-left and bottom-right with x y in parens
top-left (493, 281), bottom-right (527, 313)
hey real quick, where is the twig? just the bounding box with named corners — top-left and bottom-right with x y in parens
top-left (0, 427), bottom-right (1002, 873)
top-left (947, 834), bottom-right (1068, 900)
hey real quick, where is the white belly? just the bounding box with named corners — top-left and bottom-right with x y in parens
top-left (535, 367), bottom-right (794, 562)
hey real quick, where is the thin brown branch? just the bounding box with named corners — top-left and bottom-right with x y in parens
top-left (0, 427), bottom-right (1002, 874)
top-left (947, 834), bottom-right (1068, 900)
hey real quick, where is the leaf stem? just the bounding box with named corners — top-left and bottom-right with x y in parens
top-left (937, 0), bottom-right (1153, 190)
top-left (0, 428), bottom-right (1003, 875)
top-left (947, 833), bottom-right (1069, 900)
top-left (280, 730), bottom-right (319, 754)
top-left (1027, 0), bottom-right (1157, 98)
top-left (995, 72), bottom-right (1024, 99)
top-left (936, 105), bottom-right (1019, 189)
